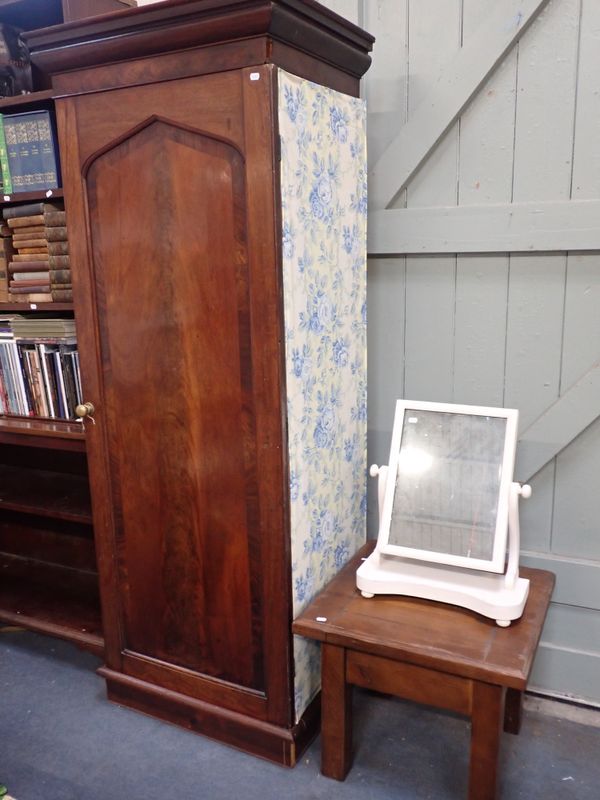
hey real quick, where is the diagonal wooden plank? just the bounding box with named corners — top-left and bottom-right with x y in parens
top-left (368, 0), bottom-right (550, 210)
top-left (367, 200), bottom-right (600, 255)
top-left (515, 362), bottom-right (600, 482)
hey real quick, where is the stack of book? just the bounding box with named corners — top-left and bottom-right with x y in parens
top-left (0, 109), bottom-right (61, 194)
top-left (0, 220), bottom-right (13, 302)
top-left (0, 314), bottom-right (82, 419)
top-left (2, 200), bottom-right (72, 302)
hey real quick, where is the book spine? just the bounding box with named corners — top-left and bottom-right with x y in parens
top-left (4, 117), bottom-right (23, 195)
top-left (48, 255), bottom-right (70, 269)
top-left (49, 269), bottom-right (71, 283)
top-left (45, 226), bottom-right (68, 242)
top-left (10, 284), bottom-right (51, 293)
top-left (50, 288), bottom-right (73, 302)
top-left (45, 347), bottom-right (63, 418)
top-left (12, 254), bottom-right (49, 263)
top-left (18, 344), bottom-right (37, 414)
top-left (73, 352), bottom-right (82, 405)
top-left (12, 231), bottom-right (47, 241)
top-left (2, 111), bottom-right (60, 194)
top-left (4, 203), bottom-right (44, 220)
top-left (3, 201), bottom-right (63, 220)
top-left (44, 211), bottom-right (66, 227)
top-left (8, 214), bottom-right (45, 228)
top-left (59, 348), bottom-right (77, 418)
top-left (37, 344), bottom-right (56, 418)
top-left (21, 347), bottom-right (44, 416)
top-left (11, 238), bottom-right (49, 249)
top-left (12, 227), bottom-right (46, 237)
top-left (0, 270), bottom-right (8, 301)
top-left (0, 343), bottom-right (19, 413)
top-left (0, 351), bottom-right (8, 414)
top-left (0, 114), bottom-right (13, 195)
top-left (51, 350), bottom-right (68, 418)
top-left (9, 260), bottom-right (50, 273)
top-left (18, 345), bottom-right (36, 414)
top-left (13, 271), bottom-right (51, 281)
top-left (10, 278), bottom-right (51, 287)
top-left (7, 340), bottom-right (32, 415)
top-left (32, 348), bottom-right (50, 417)
top-left (11, 292), bottom-right (52, 302)
top-left (47, 240), bottom-right (69, 255)
top-left (8, 212), bottom-right (66, 228)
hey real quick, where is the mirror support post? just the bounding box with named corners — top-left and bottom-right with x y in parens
top-left (505, 482), bottom-right (531, 590)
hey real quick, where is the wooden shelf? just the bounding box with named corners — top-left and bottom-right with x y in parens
top-left (0, 512), bottom-right (96, 573)
top-left (1, 188), bottom-right (63, 204)
top-left (0, 463), bottom-right (92, 523)
top-left (0, 553), bottom-right (103, 655)
top-left (0, 416), bottom-right (86, 451)
top-left (0, 89), bottom-right (54, 111)
top-left (0, 302), bottom-right (74, 312)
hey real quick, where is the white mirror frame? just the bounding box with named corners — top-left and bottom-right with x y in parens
top-left (376, 400), bottom-right (519, 574)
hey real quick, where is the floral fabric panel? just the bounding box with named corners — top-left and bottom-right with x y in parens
top-left (278, 70), bottom-right (367, 722)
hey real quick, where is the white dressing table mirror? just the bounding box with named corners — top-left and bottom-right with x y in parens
top-left (357, 400), bottom-right (531, 626)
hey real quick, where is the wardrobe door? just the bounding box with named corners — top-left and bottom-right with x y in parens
top-left (60, 68), bottom-right (291, 717)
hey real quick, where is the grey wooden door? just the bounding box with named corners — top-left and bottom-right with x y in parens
top-left (322, 0), bottom-right (600, 705)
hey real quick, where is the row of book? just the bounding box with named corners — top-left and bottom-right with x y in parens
top-left (0, 109), bottom-right (61, 195)
top-left (0, 315), bottom-right (82, 420)
top-left (0, 200), bottom-right (72, 303)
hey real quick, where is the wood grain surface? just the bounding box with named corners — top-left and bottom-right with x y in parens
top-left (294, 541), bottom-right (555, 689)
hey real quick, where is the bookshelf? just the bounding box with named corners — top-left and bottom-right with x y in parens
top-left (1, 187), bottom-right (63, 203)
top-left (0, 302), bottom-right (73, 311)
top-left (0, 415), bottom-right (85, 447)
top-left (0, 437), bottom-right (97, 649)
top-left (0, 554), bottom-right (102, 654)
top-left (16, 0), bottom-right (374, 767)
top-left (0, 0), bottom-right (133, 655)
top-left (0, 88), bottom-right (54, 110)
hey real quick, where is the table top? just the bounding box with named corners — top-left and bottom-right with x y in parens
top-left (293, 542), bottom-right (555, 690)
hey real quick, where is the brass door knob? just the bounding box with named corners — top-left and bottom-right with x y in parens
top-left (75, 402), bottom-right (95, 418)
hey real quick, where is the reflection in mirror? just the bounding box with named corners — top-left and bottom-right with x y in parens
top-left (357, 400), bottom-right (529, 625)
top-left (389, 410), bottom-right (507, 561)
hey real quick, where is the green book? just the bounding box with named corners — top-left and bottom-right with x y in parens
top-left (0, 114), bottom-right (13, 195)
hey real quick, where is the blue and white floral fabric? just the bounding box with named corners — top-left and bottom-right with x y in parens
top-left (278, 70), bottom-right (367, 722)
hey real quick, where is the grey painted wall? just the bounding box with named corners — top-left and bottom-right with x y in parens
top-left (324, 0), bottom-right (600, 706)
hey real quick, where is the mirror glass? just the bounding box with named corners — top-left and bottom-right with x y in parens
top-left (389, 410), bottom-right (507, 561)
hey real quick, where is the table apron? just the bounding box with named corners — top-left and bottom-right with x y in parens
top-left (346, 649), bottom-right (474, 716)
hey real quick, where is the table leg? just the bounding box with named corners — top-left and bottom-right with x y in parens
top-left (503, 688), bottom-right (523, 735)
top-left (469, 682), bottom-right (505, 800)
top-left (321, 643), bottom-right (353, 780)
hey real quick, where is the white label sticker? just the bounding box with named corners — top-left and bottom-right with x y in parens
top-left (45, 189), bottom-right (53, 197)
top-left (316, 616), bottom-right (328, 623)
top-left (3, 195), bottom-right (9, 202)
top-left (30, 303), bottom-right (37, 309)
top-left (250, 72), bottom-right (260, 81)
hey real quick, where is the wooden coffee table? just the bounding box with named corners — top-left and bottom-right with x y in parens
top-left (293, 542), bottom-right (554, 800)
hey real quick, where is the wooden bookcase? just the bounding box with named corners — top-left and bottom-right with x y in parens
top-left (0, 0), bottom-right (135, 656)
top-left (18, 0), bottom-right (373, 766)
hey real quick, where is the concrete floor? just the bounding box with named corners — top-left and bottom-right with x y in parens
top-left (1, 628), bottom-right (599, 800)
